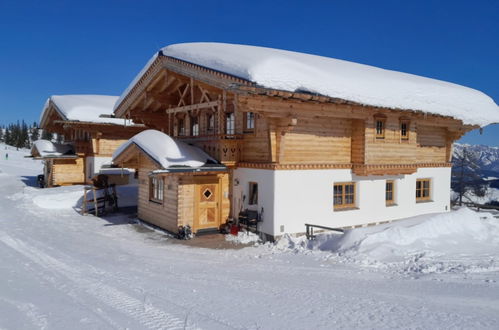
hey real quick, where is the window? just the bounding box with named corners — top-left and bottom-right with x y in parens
top-left (149, 176), bottom-right (164, 203)
top-left (244, 112), bottom-right (255, 132)
top-left (207, 113), bottom-right (215, 133)
top-left (177, 118), bottom-right (185, 136)
top-left (191, 116), bottom-right (199, 136)
top-left (375, 119), bottom-right (385, 139)
top-left (386, 180), bottom-right (395, 205)
top-left (333, 182), bottom-right (355, 209)
top-left (226, 112), bottom-right (235, 135)
top-left (400, 120), bottom-right (409, 141)
top-left (248, 182), bottom-right (258, 205)
top-left (416, 179), bottom-right (431, 202)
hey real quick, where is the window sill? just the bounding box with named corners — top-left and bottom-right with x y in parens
top-left (149, 199), bottom-right (163, 205)
top-left (334, 207), bottom-right (359, 212)
top-left (416, 200), bottom-right (433, 204)
top-left (386, 203), bottom-right (398, 207)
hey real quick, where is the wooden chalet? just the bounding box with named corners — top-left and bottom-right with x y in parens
top-left (112, 43), bottom-right (499, 239)
top-left (37, 95), bottom-right (144, 187)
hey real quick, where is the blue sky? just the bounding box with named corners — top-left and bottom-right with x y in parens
top-left (0, 0), bottom-right (497, 145)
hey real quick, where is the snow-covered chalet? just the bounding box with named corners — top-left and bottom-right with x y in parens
top-left (112, 42), bottom-right (499, 239)
top-left (36, 95), bottom-right (144, 187)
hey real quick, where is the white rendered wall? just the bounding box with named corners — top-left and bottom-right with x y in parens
top-left (232, 168), bottom-right (275, 236)
top-left (85, 156), bottom-right (112, 180)
top-left (234, 167), bottom-right (451, 237)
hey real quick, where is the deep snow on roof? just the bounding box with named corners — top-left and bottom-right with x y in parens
top-left (42, 95), bottom-right (131, 125)
top-left (112, 130), bottom-right (216, 169)
top-left (31, 140), bottom-right (75, 158)
top-left (116, 42), bottom-right (499, 127)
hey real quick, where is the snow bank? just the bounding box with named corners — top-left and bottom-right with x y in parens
top-left (31, 140), bottom-right (74, 158)
top-left (30, 185), bottom-right (138, 210)
top-left (276, 208), bottom-right (499, 274)
top-left (41, 95), bottom-right (132, 125)
top-left (113, 130), bottom-right (215, 169)
top-left (116, 42), bottom-right (499, 127)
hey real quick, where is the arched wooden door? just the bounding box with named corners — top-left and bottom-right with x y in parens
top-left (194, 176), bottom-right (221, 232)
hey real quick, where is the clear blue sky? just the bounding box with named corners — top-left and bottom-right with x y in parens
top-left (0, 0), bottom-right (497, 145)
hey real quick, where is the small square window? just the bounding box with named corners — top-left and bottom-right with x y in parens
top-left (334, 182), bottom-right (355, 209)
top-left (416, 179), bottom-right (431, 202)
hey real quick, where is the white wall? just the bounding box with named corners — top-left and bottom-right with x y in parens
top-left (85, 156), bottom-right (112, 180)
top-left (232, 168), bottom-right (275, 235)
top-left (233, 167), bottom-right (451, 237)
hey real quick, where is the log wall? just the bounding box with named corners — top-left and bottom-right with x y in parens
top-left (52, 158), bottom-right (85, 186)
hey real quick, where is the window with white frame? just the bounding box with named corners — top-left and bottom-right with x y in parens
top-left (149, 176), bottom-right (164, 203)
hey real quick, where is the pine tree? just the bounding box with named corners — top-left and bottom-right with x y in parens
top-left (41, 129), bottom-right (53, 141)
top-left (31, 126), bottom-right (40, 143)
top-left (0, 126), bottom-right (3, 142)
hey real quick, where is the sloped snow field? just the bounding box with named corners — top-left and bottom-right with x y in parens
top-left (1, 143), bottom-right (499, 329)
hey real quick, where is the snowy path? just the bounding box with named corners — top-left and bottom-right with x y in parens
top-left (1, 145), bottom-right (499, 329)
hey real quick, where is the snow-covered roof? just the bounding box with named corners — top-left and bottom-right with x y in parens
top-left (112, 130), bottom-right (217, 169)
top-left (31, 140), bottom-right (75, 158)
top-left (115, 42), bottom-right (499, 127)
top-left (41, 95), bottom-right (132, 126)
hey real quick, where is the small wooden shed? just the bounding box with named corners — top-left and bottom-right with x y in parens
top-left (113, 130), bottom-right (230, 234)
top-left (30, 140), bottom-right (85, 186)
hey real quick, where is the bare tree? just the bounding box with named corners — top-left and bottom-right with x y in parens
top-left (452, 147), bottom-right (487, 205)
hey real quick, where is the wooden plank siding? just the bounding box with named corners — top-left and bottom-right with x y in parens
top-left (51, 157), bottom-right (85, 186)
top-left (281, 118), bottom-right (352, 164)
top-left (137, 154), bottom-right (180, 233)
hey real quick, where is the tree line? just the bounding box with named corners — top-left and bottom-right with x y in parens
top-left (0, 120), bottom-right (54, 149)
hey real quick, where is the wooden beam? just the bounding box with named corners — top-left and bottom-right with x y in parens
top-left (165, 100), bottom-right (220, 114)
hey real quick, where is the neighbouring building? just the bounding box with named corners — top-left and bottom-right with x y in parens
top-left (36, 94), bottom-right (144, 187)
top-left (112, 42), bottom-right (499, 239)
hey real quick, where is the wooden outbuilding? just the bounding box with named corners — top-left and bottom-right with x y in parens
top-left (37, 95), bottom-right (145, 187)
top-left (112, 43), bottom-right (499, 239)
top-left (113, 130), bottom-right (229, 234)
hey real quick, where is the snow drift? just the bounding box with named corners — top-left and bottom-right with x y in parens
top-left (277, 208), bottom-right (499, 274)
top-left (116, 42), bottom-right (499, 127)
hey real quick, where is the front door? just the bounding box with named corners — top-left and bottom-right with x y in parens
top-left (194, 177), bottom-right (220, 231)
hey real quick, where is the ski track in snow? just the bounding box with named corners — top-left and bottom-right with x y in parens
top-left (0, 231), bottom-right (195, 330)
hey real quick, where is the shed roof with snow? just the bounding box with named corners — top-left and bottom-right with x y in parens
top-left (115, 42), bottom-right (499, 127)
top-left (112, 130), bottom-right (224, 172)
top-left (31, 140), bottom-right (76, 159)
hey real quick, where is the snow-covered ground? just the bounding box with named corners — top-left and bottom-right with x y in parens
top-left (1, 143), bottom-right (499, 329)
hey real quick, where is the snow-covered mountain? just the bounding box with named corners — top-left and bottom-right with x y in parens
top-left (453, 143), bottom-right (499, 173)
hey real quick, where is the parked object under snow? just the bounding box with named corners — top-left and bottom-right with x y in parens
top-left (116, 42), bottom-right (499, 127)
top-left (113, 129), bottom-right (216, 169)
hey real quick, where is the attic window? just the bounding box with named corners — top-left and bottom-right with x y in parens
top-left (400, 119), bottom-right (410, 141)
top-left (244, 112), bottom-right (255, 132)
top-left (375, 118), bottom-right (385, 139)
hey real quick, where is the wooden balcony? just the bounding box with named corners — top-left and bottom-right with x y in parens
top-left (179, 134), bottom-right (243, 167)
